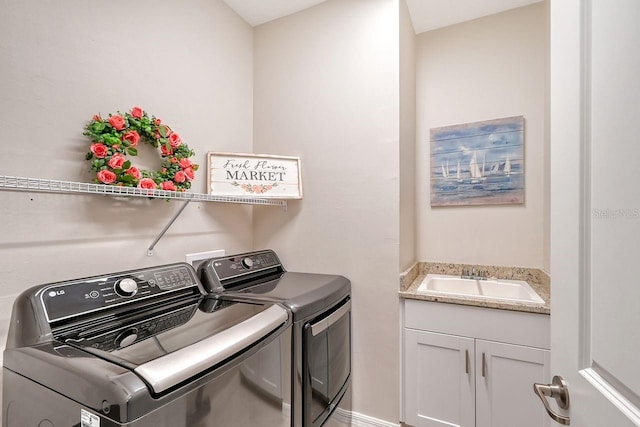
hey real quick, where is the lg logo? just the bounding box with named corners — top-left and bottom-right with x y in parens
top-left (48, 290), bottom-right (65, 297)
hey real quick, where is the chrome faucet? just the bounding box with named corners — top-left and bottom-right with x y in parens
top-left (461, 267), bottom-right (488, 280)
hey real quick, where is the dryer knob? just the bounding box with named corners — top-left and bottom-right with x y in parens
top-left (114, 278), bottom-right (138, 297)
top-left (241, 257), bottom-right (254, 269)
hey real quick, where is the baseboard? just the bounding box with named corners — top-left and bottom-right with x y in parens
top-left (333, 407), bottom-right (400, 427)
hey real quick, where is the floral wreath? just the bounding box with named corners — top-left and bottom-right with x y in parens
top-left (84, 106), bottom-right (198, 191)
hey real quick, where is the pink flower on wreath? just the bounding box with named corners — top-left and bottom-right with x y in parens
top-left (161, 181), bottom-right (177, 191)
top-left (122, 130), bottom-right (140, 147)
top-left (183, 167), bottom-right (195, 180)
top-left (178, 158), bottom-right (192, 169)
top-left (169, 133), bottom-right (182, 148)
top-left (92, 114), bottom-right (102, 122)
top-left (90, 143), bottom-right (108, 158)
top-left (108, 153), bottom-right (126, 169)
top-left (160, 145), bottom-right (172, 156)
top-left (138, 178), bottom-right (157, 190)
top-left (97, 170), bottom-right (116, 184)
top-left (174, 171), bottom-right (186, 183)
top-left (108, 115), bottom-right (125, 131)
top-left (171, 157), bottom-right (178, 164)
top-left (154, 118), bottom-right (162, 125)
top-left (125, 167), bottom-right (141, 180)
top-left (130, 106), bottom-right (143, 119)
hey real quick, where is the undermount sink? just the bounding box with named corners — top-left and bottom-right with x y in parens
top-left (416, 274), bottom-right (545, 305)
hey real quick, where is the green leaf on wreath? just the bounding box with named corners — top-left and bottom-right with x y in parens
top-left (90, 122), bottom-right (106, 133)
top-left (103, 134), bottom-right (119, 146)
top-left (126, 147), bottom-right (138, 156)
top-left (123, 161), bottom-right (131, 170)
top-left (158, 126), bottom-right (169, 138)
top-left (85, 152), bottom-right (93, 160)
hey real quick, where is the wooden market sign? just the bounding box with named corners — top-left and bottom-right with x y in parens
top-left (207, 152), bottom-right (303, 199)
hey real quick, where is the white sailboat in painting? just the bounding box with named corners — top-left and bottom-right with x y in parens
top-left (481, 154), bottom-right (486, 180)
top-left (456, 160), bottom-right (462, 182)
top-left (469, 151), bottom-right (483, 183)
top-left (441, 160), bottom-right (449, 179)
top-left (504, 155), bottom-right (512, 175)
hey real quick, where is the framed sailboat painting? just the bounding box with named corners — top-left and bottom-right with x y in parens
top-left (430, 116), bottom-right (524, 207)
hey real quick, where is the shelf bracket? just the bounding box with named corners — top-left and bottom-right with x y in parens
top-left (147, 200), bottom-right (191, 256)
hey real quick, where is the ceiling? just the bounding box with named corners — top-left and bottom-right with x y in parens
top-left (223, 0), bottom-right (543, 33)
top-left (222, 0), bottom-right (329, 27)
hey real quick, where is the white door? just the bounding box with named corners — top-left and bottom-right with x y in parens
top-left (550, 0), bottom-right (640, 426)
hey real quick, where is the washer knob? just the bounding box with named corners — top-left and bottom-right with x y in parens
top-left (241, 257), bottom-right (254, 269)
top-left (114, 278), bottom-right (138, 297)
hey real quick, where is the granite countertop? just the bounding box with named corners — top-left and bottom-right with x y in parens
top-left (399, 262), bottom-right (550, 315)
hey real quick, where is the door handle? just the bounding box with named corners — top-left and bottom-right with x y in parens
top-left (533, 376), bottom-right (571, 425)
top-left (310, 299), bottom-right (350, 336)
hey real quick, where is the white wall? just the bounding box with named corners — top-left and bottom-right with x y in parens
top-left (252, 0), bottom-right (401, 422)
top-left (416, 3), bottom-right (549, 269)
top-left (0, 0), bottom-right (254, 359)
top-left (400, 0), bottom-right (417, 271)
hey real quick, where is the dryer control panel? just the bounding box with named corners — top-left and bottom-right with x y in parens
top-left (40, 263), bottom-right (200, 324)
top-left (199, 250), bottom-right (284, 292)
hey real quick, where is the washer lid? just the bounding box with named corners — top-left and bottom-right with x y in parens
top-left (65, 297), bottom-right (288, 394)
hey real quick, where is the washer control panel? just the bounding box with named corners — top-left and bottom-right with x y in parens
top-left (40, 264), bottom-right (199, 323)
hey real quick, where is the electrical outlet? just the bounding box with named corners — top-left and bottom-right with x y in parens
top-left (185, 250), bottom-right (225, 268)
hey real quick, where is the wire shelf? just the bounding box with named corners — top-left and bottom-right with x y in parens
top-left (0, 175), bottom-right (287, 208)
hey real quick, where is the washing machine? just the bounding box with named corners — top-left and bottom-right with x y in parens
top-left (198, 250), bottom-right (352, 427)
top-left (3, 263), bottom-right (292, 426)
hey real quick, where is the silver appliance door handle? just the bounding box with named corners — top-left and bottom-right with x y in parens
top-left (135, 305), bottom-right (288, 394)
top-left (533, 375), bottom-right (571, 425)
top-left (310, 299), bottom-right (351, 336)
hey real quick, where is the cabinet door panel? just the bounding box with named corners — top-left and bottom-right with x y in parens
top-left (405, 329), bottom-right (475, 427)
top-left (475, 340), bottom-right (550, 427)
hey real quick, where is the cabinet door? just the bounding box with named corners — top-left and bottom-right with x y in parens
top-left (475, 340), bottom-right (550, 427)
top-left (405, 329), bottom-right (475, 427)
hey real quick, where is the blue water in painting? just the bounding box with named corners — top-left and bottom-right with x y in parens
top-left (432, 165), bottom-right (524, 204)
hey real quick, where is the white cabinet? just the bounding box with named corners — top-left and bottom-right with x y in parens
top-left (475, 340), bottom-right (550, 427)
top-left (402, 299), bottom-right (550, 427)
top-left (405, 329), bottom-right (475, 426)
